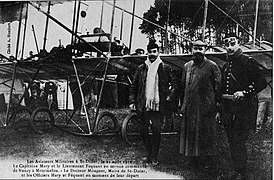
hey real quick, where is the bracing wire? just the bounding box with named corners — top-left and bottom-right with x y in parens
top-left (104, 1), bottom-right (192, 43)
top-left (208, 0), bottom-right (260, 43)
top-left (215, 0), bottom-right (237, 34)
top-left (215, 0), bottom-right (253, 34)
top-left (189, 1), bottom-right (204, 31)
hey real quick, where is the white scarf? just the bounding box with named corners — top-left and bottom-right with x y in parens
top-left (145, 56), bottom-right (162, 111)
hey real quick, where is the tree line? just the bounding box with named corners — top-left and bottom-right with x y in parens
top-left (139, 0), bottom-right (272, 54)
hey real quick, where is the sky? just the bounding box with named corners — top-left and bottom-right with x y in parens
top-left (0, 0), bottom-right (155, 59)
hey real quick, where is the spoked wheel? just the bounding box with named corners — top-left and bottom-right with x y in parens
top-left (30, 106), bottom-right (54, 134)
top-left (8, 106), bottom-right (32, 133)
top-left (94, 111), bottom-right (119, 136)
top-left (121, 112), bottom-right (142, 146)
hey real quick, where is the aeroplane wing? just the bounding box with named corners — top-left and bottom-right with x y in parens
top-left (0, 49), bottom-right (271, 83)
top-left (0, 57), bottom-right (130, 81)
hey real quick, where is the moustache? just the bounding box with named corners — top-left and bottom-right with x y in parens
top-left (193, 52), bottom-right (204, 57)
top-left (148, 55), bottom-right (157, 59)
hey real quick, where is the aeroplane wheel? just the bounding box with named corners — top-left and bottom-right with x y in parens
top-left (8, 106), bottom-right (32, 133)
top-left (94, 111), bottom-right (119, 136)
top-left (30, 106), bottom-right (54, 134)
top-left (121, 112), bottom-right (142, 146)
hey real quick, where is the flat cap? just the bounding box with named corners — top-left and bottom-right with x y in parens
top-left (224, 32), bottom-right (238, 39)
top-left (192, 40), bottom-right (207, 46)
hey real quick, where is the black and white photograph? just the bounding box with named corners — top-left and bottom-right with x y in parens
top-left (0, 0), bottom-right (272, 179)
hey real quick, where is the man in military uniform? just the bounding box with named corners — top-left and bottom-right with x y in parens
top-left (216, 33), bottom-right (267, 180)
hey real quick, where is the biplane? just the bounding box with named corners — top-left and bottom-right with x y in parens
top-left (0, 1), bottom-right (272, 146)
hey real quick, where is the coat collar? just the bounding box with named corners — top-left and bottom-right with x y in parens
top-left (227, 48), bottom-right (243, 62)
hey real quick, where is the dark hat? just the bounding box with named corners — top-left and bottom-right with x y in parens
top-left (135, 48), bottom-right (145, 54)
top-left (147, 40), bottom-right (159, 50)
top-left (224, 32), bottom-right (238, 39)
top-left (192, 40), bottom-right (207, 47)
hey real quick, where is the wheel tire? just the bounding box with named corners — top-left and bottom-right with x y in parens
top-left (8, 106), bottom-right (32, 133)
top-left (121, 112), bottom-right (142, 146)
top-left (30, 106), bottom-right (54, 134)
top-left (94, 111), bottom-right (118, 136)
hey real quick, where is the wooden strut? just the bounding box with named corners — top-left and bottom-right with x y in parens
top-left (73, 0), bottom-right (81, 46)
top-left (30, 1), bottom-right (113, 135)
top-left (99, 0), bottom-right (105, 29)
top-left (5, 3), bottom-right (24, 126)
top-left (129, 0), bottom-right (136, 53)
top-left (15, 3), bottom-right (23, 60)
top-left (104, 1), bottom-right (192, 43)
top-left (253, 0), bottom-right (259, 48)
top-left (71, 59), bottom-right (92, 135)
top-left (65, 76), bottom-right (69, 123)
top-left (93, 0), bottom-right (116, 131)
top-left (32, 25), bottom-right (40, 54)
top-left (164, 0), bottom-right (171, 54)
top-left (202, 0), bottom-right (208, 41)
top-left (71, 1), bottom-right (92, 134)
top-left (120, 10), bottom-right (124, 41)
top-left (42, 1), bottom-right (51, 50)
top-left (21, 3), bottom-right (29, 60)
top-left (70, 0), bottom-right (77, 45)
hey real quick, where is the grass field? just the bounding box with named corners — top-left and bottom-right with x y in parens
top-left (0, 107), bottom-right (272, 179)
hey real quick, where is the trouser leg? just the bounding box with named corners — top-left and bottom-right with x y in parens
top-left (227, 129), bottom-right (249, 176)
top-left (150, 123), bottom-right (161, 160)
top-left (139, 113), bottom-right (152, 158)
top-left (150, 112), bottom-right (163, 160)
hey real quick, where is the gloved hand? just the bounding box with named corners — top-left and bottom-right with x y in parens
top-left (129, 103), bottom-right (136, 111)
top-left (233, 91), bottom-right (245, 102)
